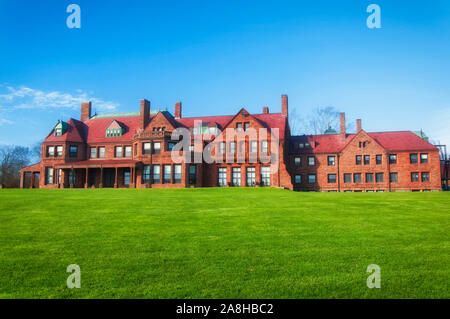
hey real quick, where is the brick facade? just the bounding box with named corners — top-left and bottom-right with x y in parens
top-left (20, 95), bottom-right (441, 192)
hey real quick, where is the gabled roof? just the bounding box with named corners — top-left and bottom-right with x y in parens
top-left (290, 131), bottom-right (438, 154)
top-left (83, 115), bottom-right (140, 143)
top-left (44, 118), bottom-right (84, 143)
top-left (43, 109), bottom-right (288, 144)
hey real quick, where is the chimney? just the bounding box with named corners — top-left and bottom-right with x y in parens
top-left (140, 99), bottom-right (150, 130)
top-left (81, 102), bottom-right (91, 122)
top-left (356, 119), bottom-right (362, 133)
top-left (175, 101), bottom-right (182, 119)
top-left (281, 94), bottom-right (288, 117)
top-left (262, 106), bottom-right (269, 114)
top-left (340, 113), bottom-right (346, 139)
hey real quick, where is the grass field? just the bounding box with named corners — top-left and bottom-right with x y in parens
top-left (0, 188), bottom-right (448, 299)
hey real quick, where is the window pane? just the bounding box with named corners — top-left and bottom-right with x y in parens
top-left (232, 167), bottom-right (241, 186)
top-left (246, 167), bottom-right (255, 186)
top-left (261, 167), bottom-right (270, 186)
top-left (218, 167), bottom-right (227, 186)
top-left (163, 165), bottom-right (171, 183)
top-left (174, 165), bottom-right (182, 183)
top-left (125, 146), bottom-right (132, 157)
top-left (99, 147), bottom-right (105, 158)
top-left (308, 174), bottom-right (316, 183)
top-left (153, 165), bottom-right (160, 184)
top-left (142, 165), bottom-right (151, 183)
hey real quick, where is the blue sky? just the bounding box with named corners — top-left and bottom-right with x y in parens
top-left (0, 0), bottom-right (449, 147)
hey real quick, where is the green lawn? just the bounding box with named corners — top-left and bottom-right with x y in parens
top-left (0, 188), bottom-right (448, 299)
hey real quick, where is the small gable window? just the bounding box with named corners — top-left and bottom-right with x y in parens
top-left (54, 121), bottom-right (68, 136)
top-left (105, 120), bottom-right (123, 138)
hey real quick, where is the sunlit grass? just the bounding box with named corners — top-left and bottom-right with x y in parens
top-left (0, 188), bottom-right (448, 298)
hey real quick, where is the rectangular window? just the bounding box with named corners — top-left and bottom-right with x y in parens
top-left (168, 142), bottom-right (176, 151)
top-left (356, 155), bottom-right (362, 165)
top-left (261, 167), bottom-right (270, 186)
top-left (364, 155), bottom-right (370, 165)
top-left (153, 165), bottom-right (160, 184)
top-left (376, 154), bottom-right (382, 164)
top-left (421, 172), bottom-right (430, 182)
top-left (366, 173), bottom-right (374, 183)
top-left (246, 167), bottom-right (256, 186)
top-left (250, 141), bottom-right (258, 153)
top-left (218, 167), bottom-right (227, 187)
top-left (163, 165), bottom-right (172, 184)
top-left (98, 147), bottom-right (105, 158)
top-left (124, 170), bottom-right (130, 186)
top-left (219, 142), bottom-right (226, 154)
top-left (376, 173), bottom-right (384, 183)
top-left (56, 146), bottom-right (63, 157)
top-left (173, 165), bottom-right (182, 183)
top-left (244, 122), bottom-right (250, 131)
top-left (189, 165), bottom-right (196, 185)
top-left (115, 146), bottom-right (123, 158)
top-left (229, 142), bottom-right (236, 154)
top-left (294, 157), bottom-right (301, 167)
top-left (295, 174), bottom-right (302, 184)
top-left (58, 169), bottom-right (62, 184)
top-left (90, 147), bottom-right (97, 158)
top-left (344, 173), bottom-right (352, 183)
top-left (143, 142), bottom-right (151, 155)
top-left (411, 172), bottom-right (419, 182)
top-left (410, 153), bottom-right (418, 164)
top-left (390, 172), bottom-right (398, 182)
top-left (328, 156), bottom-right (335, 166)
top-left (68, 170), bottom-right (75, 185)
top-left (152, 142), bottom-right (161, 154)
top-left (354, 173), bottom-right (362, 183)
top-left (420, 153), bottom-right (428, 163)
top-left (389, 154), bottom-right (397, 164)
top-left (232, 167), bottom-right (241, 186)
top-left (308, 156), bottom-right (315, 166)
top-left (69, 145), bottom-right (78, 158)
top-left (46, 167), bottom-right (54, 184)
top-left (124, 146), bottom-right (132, 158)
top-left (142, 165), bottom-right (151, 184)
top-left (328, 174), bottom-right (336, 183)
top-left (209, 126), bottom-right (216, 135)
top-left (236, 123), bottom-right (242, 132)
top-left (47, 146), bottom-right (55, 157)
top-left (308, 174), bottom-right (316, 184)
top-left (261, 140), bottom-right (268, 153)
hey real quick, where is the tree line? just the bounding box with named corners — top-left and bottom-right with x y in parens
top-left (0, 144), bottom-right (40, 188)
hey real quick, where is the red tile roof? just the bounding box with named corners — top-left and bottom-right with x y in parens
top-left (291, 131), bottom-right (438, 153)
top-left (44, 111), bottom-right (288, 143)
top-left (44, 118), bottom-right (84, 143)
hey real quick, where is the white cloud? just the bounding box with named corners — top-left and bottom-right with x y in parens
top-left (0, 86), bottom-right (119, 111)
top-left (0, 118), bottom-right (14, 126)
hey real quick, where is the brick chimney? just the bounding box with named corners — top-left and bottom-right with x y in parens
top-left (356, 119), bottom-right (362, 133)
top-left (262, 106), bottom-right (269, 114)
top-left (340, 112), bottom-right (346, 140)
top-left (281, 94), bottom-right (288, 117)
top-left (175, 101), bottom-right (182, 119)
top-left (140, 99), bottom-right (150, 130)
top-left (81, 102), bottom-right (91, 122)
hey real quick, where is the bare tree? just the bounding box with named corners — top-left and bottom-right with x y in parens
top-left (290, 106), bottom-right (354, 135)
top-left (0, 146), bottom-right (32, 188)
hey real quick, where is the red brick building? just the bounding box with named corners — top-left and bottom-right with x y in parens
top-left (20, 95), bottom-right (442, 191)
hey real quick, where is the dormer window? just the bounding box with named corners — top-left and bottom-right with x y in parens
top-left (54, 121), bottom-right (67, 136)
top-left (105, 120), bottom-right (123, 138)
top-left (244, 122), bottom-right (250, 131)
